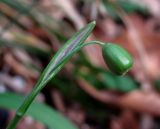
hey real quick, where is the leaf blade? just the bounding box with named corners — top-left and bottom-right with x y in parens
top-left (0, 92), bottom-right (78, 129)
top-left (38, 21), bottom-right (96, 88)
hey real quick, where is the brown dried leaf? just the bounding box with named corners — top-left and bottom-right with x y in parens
top-left (118, 90), bottom-right (160, 116)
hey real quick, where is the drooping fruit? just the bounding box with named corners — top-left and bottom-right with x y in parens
top-left (102, 43), bottom-right (133, 75)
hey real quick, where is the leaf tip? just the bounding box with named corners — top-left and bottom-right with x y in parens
top-left (91, 21), bottom-right (96, 25)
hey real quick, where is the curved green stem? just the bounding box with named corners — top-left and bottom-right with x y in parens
top-left (82, 40), bottom-right (105, 47)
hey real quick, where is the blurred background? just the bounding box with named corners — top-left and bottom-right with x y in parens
top-left (0, 0), bottom-right (160, 129)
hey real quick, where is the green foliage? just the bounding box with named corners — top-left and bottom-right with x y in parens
top-left (0, 92), bottom-right (78, 129)
top-left (0, 38), bottom-right (51, 58)
top-left (100, 71), bottom-right (138, 92)
top-left (154, 78), bottom-right (160, 91)
top-left (6, 21), bottom-right (96, 129)
top-left (117, 0), bottom-right (147, 13)
top-left (102, 0), bottom-right (148, 19)
top-left (0, 0), bottom-right (68, 41)
top-left (78, 70), bottom-right (104, 89)
top-left (0, 0), bottom-right (137, 128)
top-left (34, 21), bottom-right (96, 90)
top-left (77, 69), bottom-right (138, 92)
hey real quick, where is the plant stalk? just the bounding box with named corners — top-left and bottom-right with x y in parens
top-left (6, 40), bottom-right (103, 129)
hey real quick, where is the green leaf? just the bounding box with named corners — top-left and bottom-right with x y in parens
top-left (0, 38), bottom-right (50, 57)
top-left (36, 21), bottom-right (96, 89)
top-left (101, 72), bottom-right (138, 92)
top-left (154, 78), bottom-right (160, 91)
top-left (0, 92), bottom-right (78, 129)
top-left (0, 0), bottom-right (68, 41)
top-left (116, 75), bottom-right (138, 92)
top-left (100, 72), bottom-right (117, 90)
top-left (102, 0), bottom-right (147, 19)
top-left (78, 71), bottom-right (104, 89)
top-left (6, 21), bottom-right (96, 129)
top-left (117, 0), bottom-right (147, 13)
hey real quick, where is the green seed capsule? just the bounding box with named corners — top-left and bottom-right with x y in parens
top-left (102, 43), bottom-right (133, 75)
